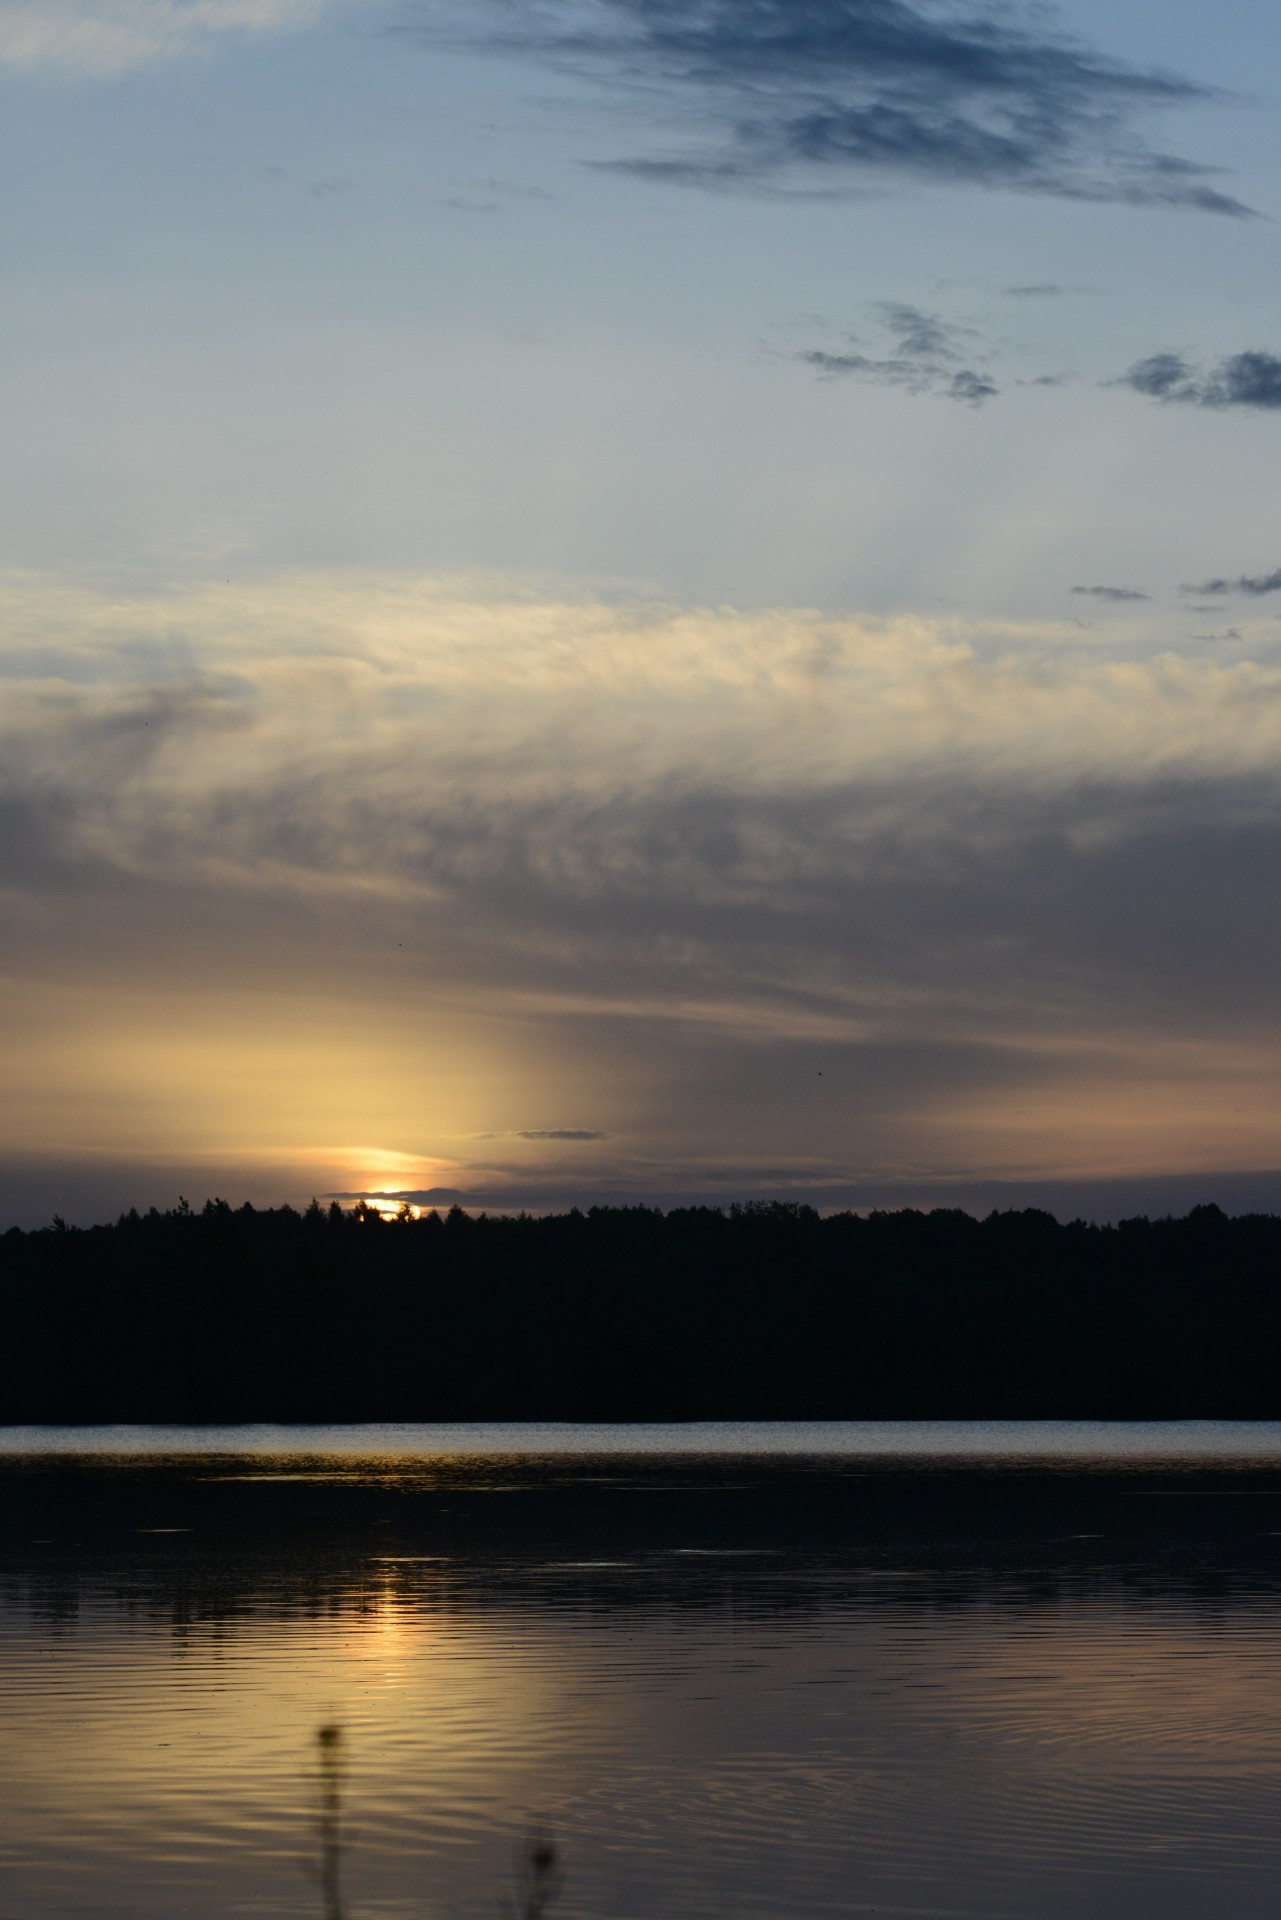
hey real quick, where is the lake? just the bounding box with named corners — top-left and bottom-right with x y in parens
top-left (4, 1422), bottom-right (1281, 1919)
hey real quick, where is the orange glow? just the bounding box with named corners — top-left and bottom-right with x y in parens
top-left (0, 980), bottom-right (570, 1175)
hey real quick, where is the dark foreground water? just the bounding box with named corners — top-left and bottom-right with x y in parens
top-left (5, 1423), bottom-right (1281, 1920)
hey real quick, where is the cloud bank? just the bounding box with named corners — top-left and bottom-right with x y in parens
top-left (7, 567), bottom-right (1281, 1214)
top-left (419, 0), bottom-right (1249, 213)
top-left (11, 567), bottom-right (1281, 884)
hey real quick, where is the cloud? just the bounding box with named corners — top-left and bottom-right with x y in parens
top-left (23, 1160), bottom-right (1281, 1226)
top-left (323, 1187), bottom-right (469, 1204)
top-left (1070, 586), bottom-right (1150, 602)
top-left (1003, 283), bottom-right (1101, 299)
top-left (0, 0), bottom-right (349, 75)
top-left (1121, 351), bottom-right (1281, 410)
top-left (416, 0), bottom-right (1250, 213)
top-left (946, 368), bottom-right (999, 405)
top-left (798, 302), bottom-right (997, 403)
top-left (476, 1129), bottom-right (608, 1141)
top-left (10, 568), bottom-right (1281, 896)
top-left (11, 567), bottom-right (1281, 1206)
top-left (516, 1128), bottom-right (605, 1140)
top-left (1121, 352), bottom-right (1197, 400)
top-left (1182, 568), bottom-right (1281, 598)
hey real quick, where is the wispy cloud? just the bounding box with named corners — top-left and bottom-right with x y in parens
top-left (10, 567), bottom-right (1281, 1202)
top-left (518, 1128), bottom-right (604, 1140)
top-left (799, 302), bottom-right (997, 403)
top-left (1121, 351), bottom-right (1281, 409)
top-left (1182, 568), bottom-right (1281, 597)
top-left (1003, 283), bottom-right (1102, 299)
top-left (324, 1186), bottom-right (469, 1203)
top-left (1070, 585), bottom-right (1150, 602)
top-left (415, 0), bottom-right (1250, 213)
top-left (8, 568), bottom-right (1281, 904)
top-left (477, 1129), bottom-right (607, 1141)
top-left (0, 0), bottom-right (351, 75)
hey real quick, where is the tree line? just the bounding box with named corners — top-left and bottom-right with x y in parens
top-left (1, 1196), bottom-right (1278, 1420)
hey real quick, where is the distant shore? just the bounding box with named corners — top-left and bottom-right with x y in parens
top-left (2, 1198), bottom-right (1275, 1421)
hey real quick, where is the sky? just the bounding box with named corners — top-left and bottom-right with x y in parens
top-left (4, 0), bottom-right (1281, 1224)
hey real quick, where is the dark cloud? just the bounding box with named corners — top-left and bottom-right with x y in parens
top-left (475, 1128), bottom-right (608, 1141)
top-left (296, 1171), bottom-right (1281, 1224)
top-left (1121, 351), bottom-right (1281, 409)
top-left (1212, 354), bottom-right (1281, 409)
top-left (1070, 585), bottom-right (1150, 602)
top-left (419, 0), bottom-right (1250, 213)
top-left (18, 1161), bottom-right (1281, 1229)
top-left (1003, 282), bottom-right (1101, 298)
top-left (324, 1187), bottom-right (470, 1204)
top-left (798, 301), bottom-right (997, 403)
top-left (518, 1128), bottom-right (606, 1140)
top-left (877, 302), bottom-right (951, 357)
top-left (947, 368), bottom-right (999, 404)
top-left (1121, 351), bottom-right (1197, 400)
top-left (1182, 568), bottom-right (1281, 597)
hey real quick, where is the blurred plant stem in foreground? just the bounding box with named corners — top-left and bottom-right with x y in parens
top-left (307, 1725), bottom-right (560, 1920)
top-left (511, 1826), bottom-right (561, 1920)
top-left (315, 1724), bottom-right (347, 1920)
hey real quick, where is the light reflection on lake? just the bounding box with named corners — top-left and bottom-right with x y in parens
top-left (4, 1423), bottom-right (1281, 1919)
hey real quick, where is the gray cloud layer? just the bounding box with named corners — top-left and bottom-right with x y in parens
top-left (1122, 351), bottom-right (1281, 409)
top-left (420, 0), bottom-right (1249, 212)
top-left (1071, 585), bottom-right (1150, 602)
top-left (8, 571), bottom-right (1281, 1212)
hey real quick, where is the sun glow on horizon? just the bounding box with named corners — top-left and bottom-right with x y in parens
top-left (6, 566), bottom-right (1281, 1217)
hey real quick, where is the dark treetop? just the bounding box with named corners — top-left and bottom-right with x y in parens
top-left (2, 1198), bottom-right (1278, 1421)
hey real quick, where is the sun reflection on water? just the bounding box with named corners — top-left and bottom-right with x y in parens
top-left (8, 1439), bottom-right (1281, 1920)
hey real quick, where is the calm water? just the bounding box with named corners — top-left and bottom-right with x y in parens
top-left (5, 1423), bottom-right (1281, 1919)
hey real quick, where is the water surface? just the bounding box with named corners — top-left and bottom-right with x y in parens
top-left (4, 1422), bottom-right (1281, 1919)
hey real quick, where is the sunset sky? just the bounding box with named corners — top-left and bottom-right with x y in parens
top-left (4, 0), bottom-right (1281, 1223)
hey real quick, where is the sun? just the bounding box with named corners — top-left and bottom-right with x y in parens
top-left (297, 1144), bottom-right (453, 1217)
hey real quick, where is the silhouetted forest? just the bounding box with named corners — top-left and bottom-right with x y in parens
top-left (2, 1197), bottom-right (1281, 1420)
